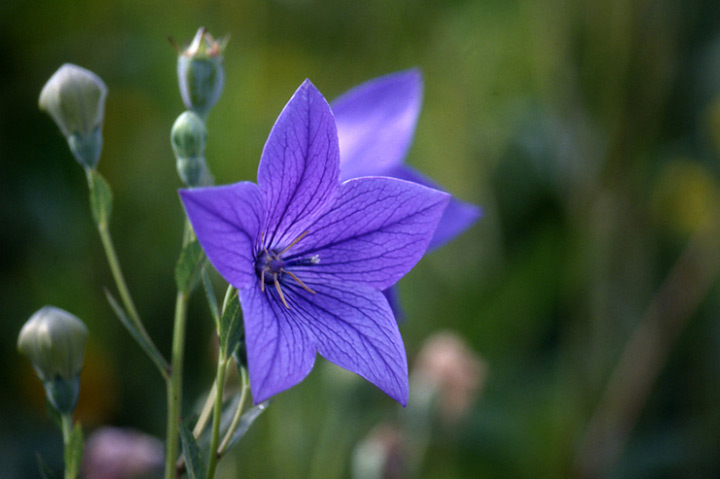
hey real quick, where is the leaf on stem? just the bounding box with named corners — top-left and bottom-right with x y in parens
top-left (180, 421), bottom-right (208, 479)
top-left (64, 422), bottom-right (83, 479)
top-left (36, 452), bottom-right (56, 479)
top-left (219, 292), bottom-right (243, 358)
top-left (175, 239), bottom-right (204, 292)
top-left (223, 400), bottom-right (271, 452)
top-left (202, 268), bottom-right (220, 330)
top-left (86, 169), bottom-right (112, 227)
top-left (105, 289), bottom-right (170, 378)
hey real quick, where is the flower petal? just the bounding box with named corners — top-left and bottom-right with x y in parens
top-left (288, 176), bottom-right (450, 290)
top-left (388, 165), bottom-right (482, 250)
top-left (332, 69), bottom-right (422, 180)
top-left (252, 278), bottom-right (409, 405)
top-left (180, 182), bottom-right (263, 289)
top-left (239, 285), bottom-right (316, 403)
top-left (257, 79), bottom-right (340, 249)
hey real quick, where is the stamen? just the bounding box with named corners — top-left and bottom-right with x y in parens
top-left (279, 230), bottom-right (310, 255)
top-left (273, 273), bottom-right (289, 309)
top-left (260, 269), bottom-right (266, 292)
top-left (283, 269), bottom-right (316, 294)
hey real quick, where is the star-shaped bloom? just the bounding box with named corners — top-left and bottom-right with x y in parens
top-left (180, 80), bottom-right (449, 405)
top-left (331, 69), bottom-right (482, 314)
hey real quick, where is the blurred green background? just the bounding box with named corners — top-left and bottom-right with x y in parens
top-left (2, 0), bottom-right (720, 477)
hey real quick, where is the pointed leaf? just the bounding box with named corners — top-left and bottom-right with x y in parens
top-left (105, 290), bottom-right (169, 377)
top-left (36, 453), bottom-right (56, 479)
top-left (175, 239), bottom-right (204, 292)
top-left (219, 292), bottom-right (243, 358)
top-left (179, 421), bottom-right (207, 479)
top-left (223, 401), bottom-right (271, 452)
top-left (202, 267), bottom-right (221, 330)
top-left (45, 398), bottom-right (62, 430)
top-left (86, 169), bottom-right (112, 227)
top-left (64, 422), bottom-right (83, 479)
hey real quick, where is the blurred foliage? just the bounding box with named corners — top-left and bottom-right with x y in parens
top-left (2, 0), bottom-right (720, 478)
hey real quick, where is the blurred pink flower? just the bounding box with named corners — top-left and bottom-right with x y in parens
top-left (82, 427), bottom-right (163, 479)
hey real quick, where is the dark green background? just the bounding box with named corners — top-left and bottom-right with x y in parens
top-left (2, 0), bottom-right (720, 477)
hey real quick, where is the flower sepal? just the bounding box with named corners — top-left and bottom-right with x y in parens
top-left (43, 375), bottom-right (81, 415)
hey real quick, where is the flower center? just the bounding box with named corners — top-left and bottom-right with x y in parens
top-left (255, 231), bottom-right (317, 308)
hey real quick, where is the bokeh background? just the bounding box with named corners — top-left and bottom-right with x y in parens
top-left (2, 0), bottom-right (720, 478)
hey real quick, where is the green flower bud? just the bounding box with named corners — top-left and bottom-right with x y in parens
top-left (39, 64), bottom-right (107, 169)
top-left (18, 306), bottom-right (88, 413)
top-left (171, 111), bottom-right (210, 187)
top-left (177, 28), bottom-right (226, 118)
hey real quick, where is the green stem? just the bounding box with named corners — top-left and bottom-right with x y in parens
top-left (207, 356), bottom-right (229, 479)
top-left (96, 222), bottom-right (170, 379)
top-left (61, 414), bottom-right (74, 479)
top-left (165, 220), bottom-right (194, 479)
top-left (218, 366), bottom-right (249, 454)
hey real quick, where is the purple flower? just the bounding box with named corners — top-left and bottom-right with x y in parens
top-left (180, 80), bottom-right (449, 405)
top-left (332, 70), bottom-right (481, 316)
top-left (332, 69), bottom-right (481, 251)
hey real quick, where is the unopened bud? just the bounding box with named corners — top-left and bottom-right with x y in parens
top-left (171, 111), bottom-right (210, 187)
top-left (177, 27), bottom-right (226, 118)
top-left (18, 306), bottom-right (89, 413)
top-left (39, 64), bottom-right (107, 169)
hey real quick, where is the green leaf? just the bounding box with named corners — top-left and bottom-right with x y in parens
top-left (105, 289), bottom-right (169, 377)
top-left (36, 453), bottom-right (56, 479)
top-left (175, 239), bottom-right (204, 292)
top-left (86, 169), bottom-right (112, 227)
top-left (223, 400), bottom-right (271, 452)
top-left (45, 398), bottom-right (63, 430)
top-left (179, 421), bottom-right (207, 479)
top-left (64, 422), bottom-right (83, 479)
top-left (219, 292), bottom-right (243, 358)
top-left (202, 268), bottom-right (220, 330)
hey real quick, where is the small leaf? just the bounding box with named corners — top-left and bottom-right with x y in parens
top-left (105, 290), bottom-right (169, 377)
top-left (180, 421), bottom-right (207, 479)
top-left (36, 453), bottom-right (56, 479)
top-left (86, 169), bottom-right (112, 227)
top-left (175, 240), bottom-right (204, 292)
top-left (202, 268), bottom-right (220, 330)
top-left (219, 292), bottom-right (243, 358)
top-left (223, 401), bottom-right (271, 452)
top-left (64, 422), bottom-right (83, 479)
top-left (45, 398), bottom-right (63, 430)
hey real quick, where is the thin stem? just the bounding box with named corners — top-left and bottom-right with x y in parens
top-left (218, 366), bottom-right (249, 454)
top-left (207, 356), bottom-right (229, 479)
top-left (61, 414), bottom-right (74, 479)
top-left (193, 381), bottom-right (218, 438)
top-left (164, 220), bottom-right (194, 479)
top-left (96, 222), bottom-right (169, 379)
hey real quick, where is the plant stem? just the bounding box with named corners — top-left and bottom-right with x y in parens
top-left (207, 356), bottom-right (229, 479)
top-left (218, 366), bottom-right (249, 454)
top-left (61, 414), bottom-right (74, 479)
top-left (164, 220), bottom-right (194, 479)
top-left (96, 222), bottom-right (169, 379)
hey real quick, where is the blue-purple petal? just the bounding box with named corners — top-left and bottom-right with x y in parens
top-left (333, 69), bottom-right (422, 181)
top-left (239, 285), bottom-right (317, 403)
top-left (180, 182), bottom-right (264, 289)
top-left (388, 165), bottom-right (482, 250)
top-left (288, 176), bottom-right (450, 290)
top-left (245, 277), bottom-right (409, 405)
top-left (257, 79), bottom-right (341, 249)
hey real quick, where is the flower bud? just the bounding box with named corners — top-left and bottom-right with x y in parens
top-left (39, 64), bottom-right (107, 169)
top-left (177, 28), bottom-right (226, 117)
top-left (171, 110), bottom-right (210, 187)
top-left (18, 306), bottom-right (89, 413)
